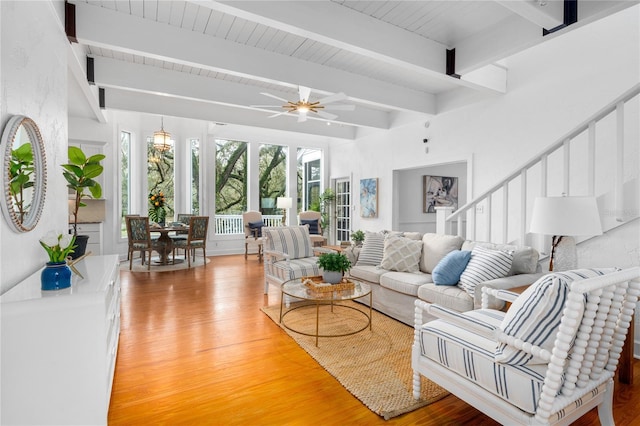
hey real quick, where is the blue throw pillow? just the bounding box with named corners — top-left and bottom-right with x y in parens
top-left (248, 221), bottom-right (265, 237)
top-left (301, 219), bottom-right (319, 234)
top-left (432, 250), bottom-right (472, 286)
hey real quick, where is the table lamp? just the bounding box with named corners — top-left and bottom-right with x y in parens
top-left (276, 197), bottom-right (292, 226)
top-left (529, 196), bottom-right (602, 271)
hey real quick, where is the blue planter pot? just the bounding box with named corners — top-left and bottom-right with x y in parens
top-left (41, 262), bottom-right (72, 291)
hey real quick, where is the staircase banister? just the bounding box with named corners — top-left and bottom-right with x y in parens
top-left (446, 83), bottom-right (640, 223)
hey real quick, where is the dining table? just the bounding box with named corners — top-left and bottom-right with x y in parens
top-left (149, 225), bottom-right (188, 265)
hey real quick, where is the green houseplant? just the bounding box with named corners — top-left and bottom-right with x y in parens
top-left (351, 229), bottom-right (365, 246)
top-left (317, 252), bottom-right (351, 284)
top-left (62, 146), bottom-right (105, 258)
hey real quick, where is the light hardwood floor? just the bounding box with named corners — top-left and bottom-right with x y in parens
top-left (109, 254), bottom-right (639, 425)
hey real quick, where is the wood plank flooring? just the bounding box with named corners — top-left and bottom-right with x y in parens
top-left (108, 254), bottom-right (639, 425)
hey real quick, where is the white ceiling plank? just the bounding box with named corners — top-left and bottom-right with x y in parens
top-left (74, 1), bottom-right (436, 113)
top-left (192, 6), bottom-right (211, 32)
top-left (168, 1), bottom-right (185, 27)
top-left (129, 0), bottom-right (144, 18)
top-left (104, 88), bottom-right (357, 140)
top-left (494, 0), bottom-right (564, 30)
top-left (181, 2), bottom-right (200, 30)
top-left (93, 56), bottom-right (390, 129)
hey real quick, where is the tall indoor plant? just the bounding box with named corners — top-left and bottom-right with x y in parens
top-left (62, 146), bottom-right (105, 258)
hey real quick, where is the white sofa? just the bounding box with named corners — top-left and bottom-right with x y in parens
top-left (345, 231), bottom-right (543, 326)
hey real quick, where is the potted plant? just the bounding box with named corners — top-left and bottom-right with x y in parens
top-left (62, 146), bottom-right (105, 258)
top-left (317, 252), bottom-right (351, 284)
top-left (351, 230), bottom-right (365, 246)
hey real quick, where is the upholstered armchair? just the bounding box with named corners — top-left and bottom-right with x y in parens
top-left (262, 225), bottom-right (335, 294)
top-left (412, 267), bottom-right (640, 425)
top-left (298, 210), bottom-right (326, 246)
top-left (242, 211), bottom-right (264, 261)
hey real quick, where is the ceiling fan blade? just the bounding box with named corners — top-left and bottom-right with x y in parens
top-left (268, 111), bottom-right (290, 118)
top-left (260, 92), bottom-right (289, 103)
top-left (317, 92), bottom-right (347, 105)
top-left (323, 104), bottom-right (355, 111)
top-left (298, 86), bottom-right (311, 103)
top-left (316, 111), bottom-right (339, 120)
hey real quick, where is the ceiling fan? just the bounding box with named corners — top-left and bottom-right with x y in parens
top-left (251, 86), bottom-right (355, 122)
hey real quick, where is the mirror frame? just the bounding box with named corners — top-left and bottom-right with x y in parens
top-left (0, 115), bottom-right (47, 233)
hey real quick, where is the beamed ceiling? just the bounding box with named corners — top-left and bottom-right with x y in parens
top-left (67, 0), bottom-right (636, 140)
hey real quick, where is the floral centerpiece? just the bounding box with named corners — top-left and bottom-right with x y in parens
top-left (149, 191), bottom-right (167, 224)
top-left (40, 231), bottom-right (76, 263)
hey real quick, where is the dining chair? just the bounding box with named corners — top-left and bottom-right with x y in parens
top-left (299, 210), bottom-right (326, 246)
top-left (126, 216), bottom-right (161, 270)
top-left (124, 214), bottom-right (140, 261)
top-left (172, 216), bottom-right (209, 268)
top-left (171, 213), bottom-right (193, 254)
top-left (242, 211), bottom-right (264, 261)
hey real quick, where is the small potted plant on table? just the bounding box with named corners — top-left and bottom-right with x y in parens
top-left (317, 252), bottom-right (352, 284)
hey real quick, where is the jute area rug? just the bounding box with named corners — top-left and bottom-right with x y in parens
top-left (261, 301), bottom-right (448, 420)
top-left (120, 255), bottom-right (210, 272)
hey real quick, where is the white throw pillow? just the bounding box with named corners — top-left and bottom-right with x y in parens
top-left (496, 268), bottom-right (616, 365)
top-left (356, 231), bottom-right (386, 266)
top-left (459, 246), bottom-right (513, 297)
top-left (380, 236), bottom-right (423, 272)
top-left (420, 233), bottom-right (464, 273)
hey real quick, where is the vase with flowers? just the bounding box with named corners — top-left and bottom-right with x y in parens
top-left (148, 191), bottom-right (167, 226)
top-left (39, 231), bottom-right (76, 291)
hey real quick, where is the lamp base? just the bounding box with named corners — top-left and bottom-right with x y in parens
top-left (551, 236), bottom-right (577, 272)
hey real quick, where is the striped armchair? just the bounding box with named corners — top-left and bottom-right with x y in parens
top-left (412, 267), bottom-right (640, 425)
top-left (262, 226), bottom-right (335, 295)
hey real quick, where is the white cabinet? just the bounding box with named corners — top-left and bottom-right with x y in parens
top-left (73, 222), bottom-right (103, 255)
top-left (1, 255), bottom-right (120, 425)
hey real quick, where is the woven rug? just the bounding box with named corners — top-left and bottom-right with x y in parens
top-left (120, 255), bottom-right (209, 272)
top-left (261, 301), bottom-right (448, 420)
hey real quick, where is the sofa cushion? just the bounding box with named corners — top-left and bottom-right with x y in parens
top-left (496, 268), bottom-right (615, 366)
top-left (420, 233), bottom-right (464, 273)
top-left (462, 241), bottom-right (539, 275)
top-left (379, 271), bottom-right (431, 297)
top-left (459, 246), bottom-right (513, 297)
top-left (300, 219), bottom-right (320, 234)
top-left (348, 265), bottom-right (387, 284)
top-left (263, 226), bottom-right (314, 259)
top-left (271, 258), bottom-right (321, 281)
top-left (356, 231), bottom-right (385, 266)
top-left (380, 236), bottom-right (423, 272)
top-left (432, 250), bottom-right (471, 285)
top-left (418, 283), bottom-right (474, 312)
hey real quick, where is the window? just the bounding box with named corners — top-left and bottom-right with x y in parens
top-left (215, 139), bottom-right (247, 215)
top-left (335, 178), bottom-right (351, 244)
top-left (147, 138), bottom-right (175, 222)
top-left (120, 131), bottom-right (131, 237)
top-left (190, 138), bottom-right (200, 214)
top-left (297, 148), bottom-right (321, 211)
top-left (259, 144), bottom-right (287, 216)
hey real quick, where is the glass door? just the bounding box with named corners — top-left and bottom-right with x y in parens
top-left (334, 178), bottom-right (351, 244)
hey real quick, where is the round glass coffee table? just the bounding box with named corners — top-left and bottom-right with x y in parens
top-left (279, 277), bottom-right (372, 346)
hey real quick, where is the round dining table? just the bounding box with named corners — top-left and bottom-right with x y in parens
top-left (149, 226), bottom-right (187, 265)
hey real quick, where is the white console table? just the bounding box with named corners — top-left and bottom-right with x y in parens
top-left (1, 255), bottom-right (120, 425)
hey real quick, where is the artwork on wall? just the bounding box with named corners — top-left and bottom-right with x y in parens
top-left (360, 178), bottom-right (378, 218)
top-left (423, 175), bottom-right (458, 213)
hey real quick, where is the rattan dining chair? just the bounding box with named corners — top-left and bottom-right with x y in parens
top-left (172, 216), bottom-right (209, 268)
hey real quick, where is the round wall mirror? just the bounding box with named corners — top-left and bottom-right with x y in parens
top-left (0, 115), bottom-right (47, 233)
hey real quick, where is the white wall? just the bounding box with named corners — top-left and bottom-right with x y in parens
top-left (330, 6), bottom-right (639, 262)
top-left (0, 1), bottom-right (69, 293)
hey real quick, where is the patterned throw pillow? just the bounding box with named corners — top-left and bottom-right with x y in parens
top-left (300, 219), bottom-right (319, 234)
top-left (380, 236), bottom-right (423, 272)
top-left (459, 246), bottom-right (513, 296)
top-left (432, 250), bottom-right (472, 285)
top-left (496, 268), bottom-right (616, 365)
top-left (356, 231), bottom-right (385, 266)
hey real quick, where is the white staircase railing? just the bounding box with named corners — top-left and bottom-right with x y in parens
top-left (439, 84), bottom-right (640, 252)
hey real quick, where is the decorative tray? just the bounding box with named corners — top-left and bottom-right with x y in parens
top-left (302, 276), bottom-right (355, 292)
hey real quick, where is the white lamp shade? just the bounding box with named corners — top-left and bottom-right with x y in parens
top-left (530, 196), bottom-right (603, 236)
top-left (276, 197), bottom-right (292, 209)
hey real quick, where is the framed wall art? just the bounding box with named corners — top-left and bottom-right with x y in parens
top-left (423, 175), bottom-right (458, 213)
top-left (360, 178), bottom-right (378, 218)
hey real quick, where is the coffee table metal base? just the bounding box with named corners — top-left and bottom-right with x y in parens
top-left (279, 296), bottom-right (372, 346)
